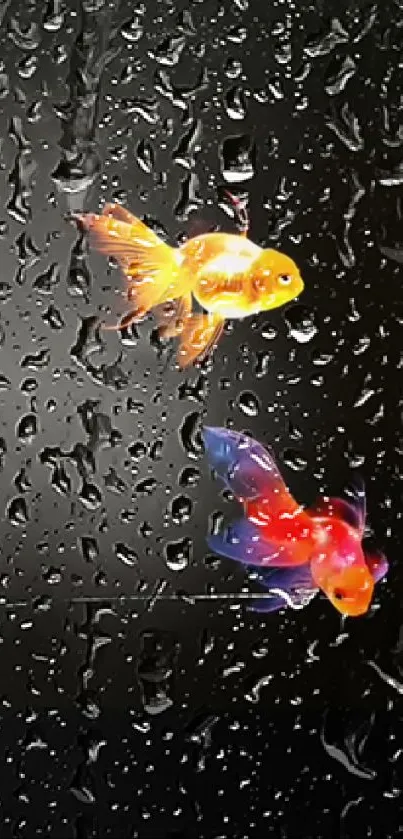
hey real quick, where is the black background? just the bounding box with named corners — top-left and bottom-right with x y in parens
top-left (0, 0), bottom-right (402, 836)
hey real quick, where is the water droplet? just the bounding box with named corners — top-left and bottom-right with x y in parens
top-left (33, 263), bottom-right (60, 295)
top-left (21, 349), bottom-right (50, 370)
top-left (7, 496), bottom-right (30, 526)
top-left (284, 305), bottom-right (318, 344)
top-left (114, 542), bottom-right (138, 567)
top-left (237, 390), bottom-right (260, 417)
top-left (164, 537), bottom-right (192, 571)
top-left (17, 413), bottom-right (38, 444)
top-left (170, 494), bottom-right (192, 525)
top-left (221, 134), bottom-right (255, 183)
top-left (282, 449), bottom-right (308, 472)
top-left (321, 712), bottom-right (376, 780)
top-left (224, 57), bottom-right (242, 80)
top-left (179, 466), bottom-right (200, 488)
top-left (224, 85), bottom-right (247, 120)
top-left (325, 55), bottom-right (357, 96)
top-left (304, 18), bottom-right (348, 58)
top-left (42, 304), bottom-right (65, 330)
top-left (150, 35), bottom-right (186, 67)
top-left (227, 25), bottom-right (247, 45)
top-left (136, 138), bottom-right (155, 174)
top-left (51, 464), bottom-right (71, 496)
top-left (79, 481), bottom-right (102, 510)
top-left (121, 14), bottom-right (144, 42)
top-left (43, 0), bottom-right (65, 31)
top-left (78, 536), bottom-right (98, 563)
top-left (179, 411), bottom-right (203, 460)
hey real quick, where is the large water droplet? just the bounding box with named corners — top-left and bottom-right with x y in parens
top-left (284, 305), bottom-right (318, 344)
top-left (8, 496), bottom-right (30, 526)
top-left (237, 390), bottom-right (261, 417)
top-left (164, 537), bottom-right (192, 571)
top-left (17, 413), bottom-right (38, 444)
top-left (220, 134), bottom-right (255, 183)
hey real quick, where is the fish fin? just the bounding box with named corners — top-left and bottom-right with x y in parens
top-left (125, 276), bottom-right (174, 319)
top-left (72, 208), bottom-right (180, 296)
top-left (247, 564), bottom-right (318, 613)
top-left (246, 595), bottom-right (289, 614)
top-left (344, 476), bottom-right (366, 533)
top-left (102, 308), bottom-right (146, 332)
top-left (256, 563), bottom-right (315, 592)
top-left (72, 208), bottom-right (169, 266)
top-left (364, 549), bottom-right (388, 583)
top-left (202, 426), bottom-right (296, 511)
top-left (247, 589), bottom-right (318, 613)
top-left (223, 190), bottom-right (249, 235)
top-left (155, 293), bottom-right (193, 339)
top-left (207, 517), bottom-right (304, 567)
top-left (308, 497), bottom-right (363, 532)
top-left (177, 312), bottom-right (224, 368)
top-left (101, 202), bottom-right (142, 225)
top-left (72, 208), bottom-right (186, 324)
top-left (308, 481), bottom-right (366, 534)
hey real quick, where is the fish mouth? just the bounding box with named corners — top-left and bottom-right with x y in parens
top-left (326, 566), bottom-right (374, 617)
top-left (331, 597), bottom-right (370, 618)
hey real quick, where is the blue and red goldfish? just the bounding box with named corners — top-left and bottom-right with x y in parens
top-left (203, 427), bottom-right (388, 617)
top-left (71, 198), bottom-right (303, 368)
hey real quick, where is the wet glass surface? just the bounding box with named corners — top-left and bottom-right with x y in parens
top-left (0, 0), bottom-right (402, 836)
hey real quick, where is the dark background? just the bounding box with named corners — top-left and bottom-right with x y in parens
top-left (0, 0), bottom-right (402, 836)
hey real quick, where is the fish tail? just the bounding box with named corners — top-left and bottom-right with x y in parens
top-left (70, 203), bottom-right (187, 323)
top-left (202, 426), bottom-right (317, 559)
top-left (202, 427), bottom-right (298, 510)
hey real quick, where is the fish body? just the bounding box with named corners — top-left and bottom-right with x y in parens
top-left (71, 203), bottom-right (303, 367)
top-left (180, 232), bottom-right (263, 318)
top-left (203, 427), bottom-right (388, 617)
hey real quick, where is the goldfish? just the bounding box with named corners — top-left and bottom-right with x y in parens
top-left (70, 196), bottom-right (303, 368)
top-left (202, 427), bottom-right (388, 617)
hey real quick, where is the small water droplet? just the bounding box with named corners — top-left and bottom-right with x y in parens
top-left (221, 134), bottom-right (255, 183)
top-left (7, 496), bottom-right (30, 526)
top-left (17, 413), bottom-right (38, 444)
top-left (164, 537), bottom-right (192, 571)
top-left (284, 305), bottom-right (318, 344)
top-left (114, 542), bottom-right (138, 567)
top-left (237, 390), bottom-right (260, 417)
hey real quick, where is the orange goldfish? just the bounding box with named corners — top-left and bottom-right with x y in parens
top-left (71, 197), bottom-right (303, 368)
top-left (203, 427), bottom-right (388, 617)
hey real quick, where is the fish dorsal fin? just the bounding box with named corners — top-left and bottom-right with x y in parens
top-left (344, 476), bottom-right (366, 533)
top-left (308, 497), bottom-right (364, 533)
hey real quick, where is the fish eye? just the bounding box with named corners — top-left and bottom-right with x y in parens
top-left (333, 588), bottom-right (345, 601)
top-left (278, 274), bottom-right (293, 286)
